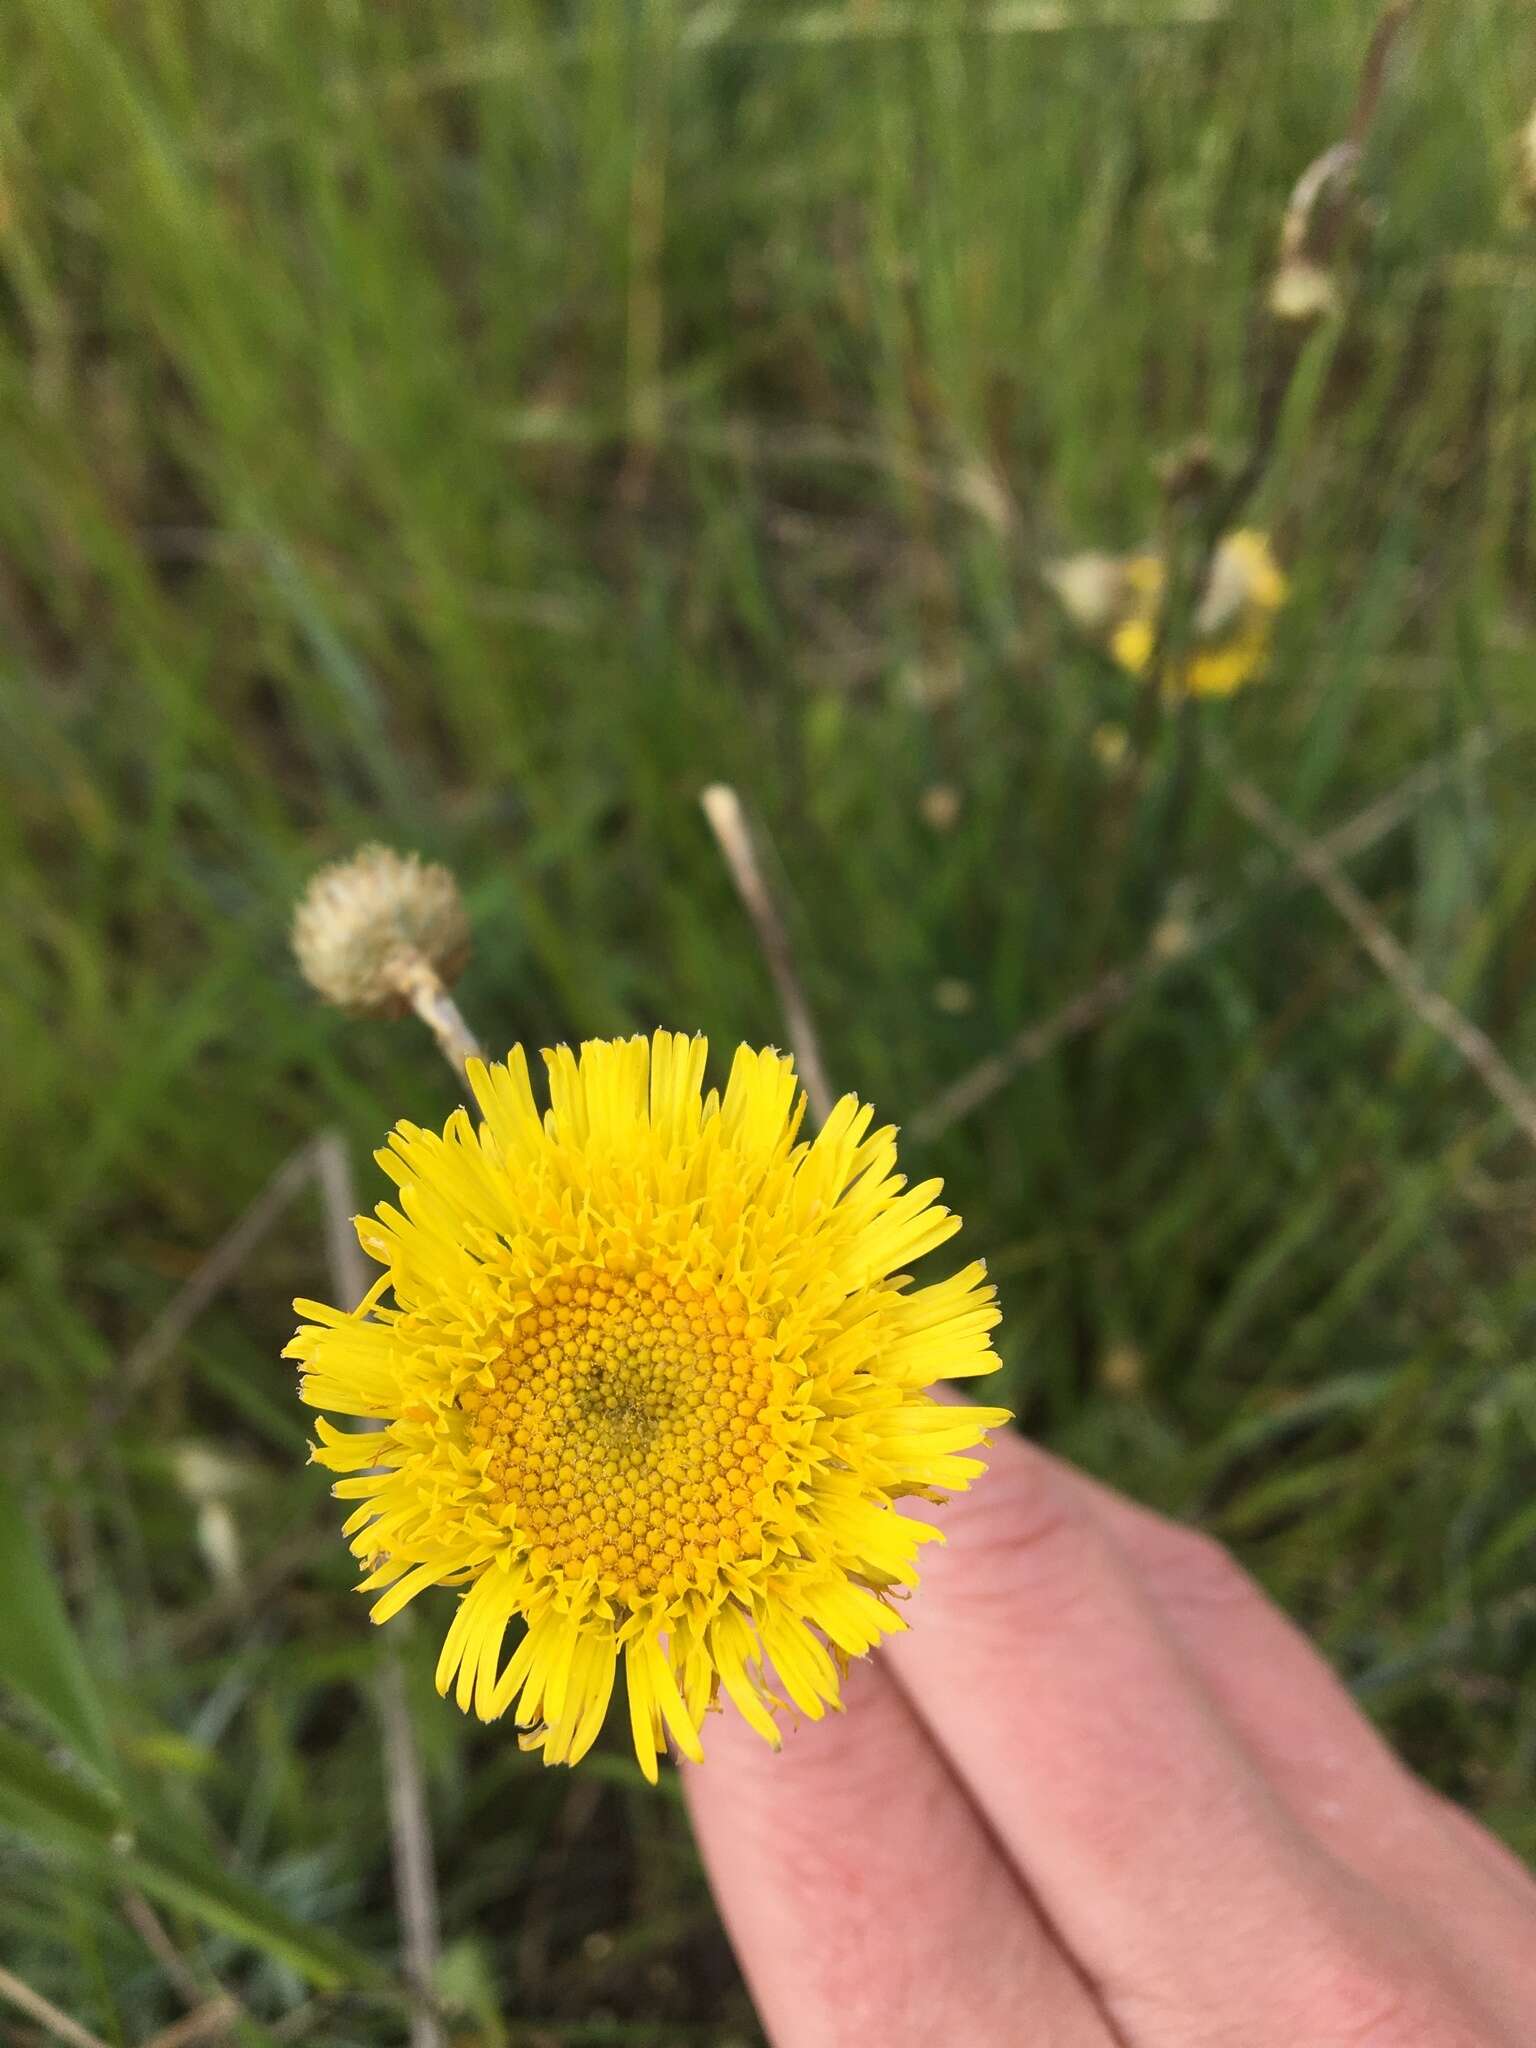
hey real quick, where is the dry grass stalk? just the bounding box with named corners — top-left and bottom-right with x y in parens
top-left (121, 1892), bottom-right (210, 2012)
top-left (316, 1135), bottom-right (445, 2048)
top-left (0, 1963), bottom-right (114, 2048)
top-left (700, 783), bottom-right (837, 1127)
top-left (375, 1657), bottom-right (445, 2047)
top-left (1216, 750), bottom-right (1536, 1155)
top-left (139, 1996), bottom-right (243, 2048)
top-left (76, 1137), bottom-right (327, 1470)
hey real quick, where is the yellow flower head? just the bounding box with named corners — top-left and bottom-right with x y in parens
top-left (288, 1033), bottom-right (1007, 1780)
top-left (1108, 530), bottom-right (1288, 699)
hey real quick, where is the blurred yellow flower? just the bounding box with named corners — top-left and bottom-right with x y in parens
top-left (1109, 531), bottom-right (1288, 699)
top-left (288, 1032), bottom-right (1007, 1780)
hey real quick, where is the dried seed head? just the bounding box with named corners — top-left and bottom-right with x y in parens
top-left (932, 977), bottom-right (975, 1016)
top-left (917, 783), bottom-right (963, 833)
top-left (1269, 256), bottom-right (1342, 326)
top-left (1150, 914), bottom-right (1196, 963)
top-left (1270, 138), bottom-right (1359, 325)
top-left (1098, 1341), bottom-right (1145, 1396)
top-left (292, 844), bottom-right (470, 1016)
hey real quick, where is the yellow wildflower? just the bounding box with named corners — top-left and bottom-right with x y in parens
top-left (288, 1032), bottom-right (1007, 1780)
top-left (1108, 531), bottom-right (1288, 699)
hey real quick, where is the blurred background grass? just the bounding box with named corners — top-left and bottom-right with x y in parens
top-left (3, 0), bottom-right (1536, 2040)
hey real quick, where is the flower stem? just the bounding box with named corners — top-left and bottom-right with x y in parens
top-left (384, 948), bottom-right (485, 1082)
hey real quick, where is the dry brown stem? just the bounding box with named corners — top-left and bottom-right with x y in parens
top-left (1217, 748), bottom-right (1536, 1154)
top-left (315, 1140), bottom-right (445, 2048)
top-left (701, 784), bottom-right (837, 1127)
top-left (0, 1964), bottom-right (114, 2048)
top-left (139, 1997), bottom-right (242, 2048)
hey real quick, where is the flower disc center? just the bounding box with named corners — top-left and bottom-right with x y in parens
top-left (462, 1264), bottom-right (781, 1601)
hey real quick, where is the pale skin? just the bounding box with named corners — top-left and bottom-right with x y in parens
top-left (684, 1425), bottom-right (1536, 2046)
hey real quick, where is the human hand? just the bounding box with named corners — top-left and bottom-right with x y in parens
top-left (684, 1425), bottom-right (1536, 2045)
